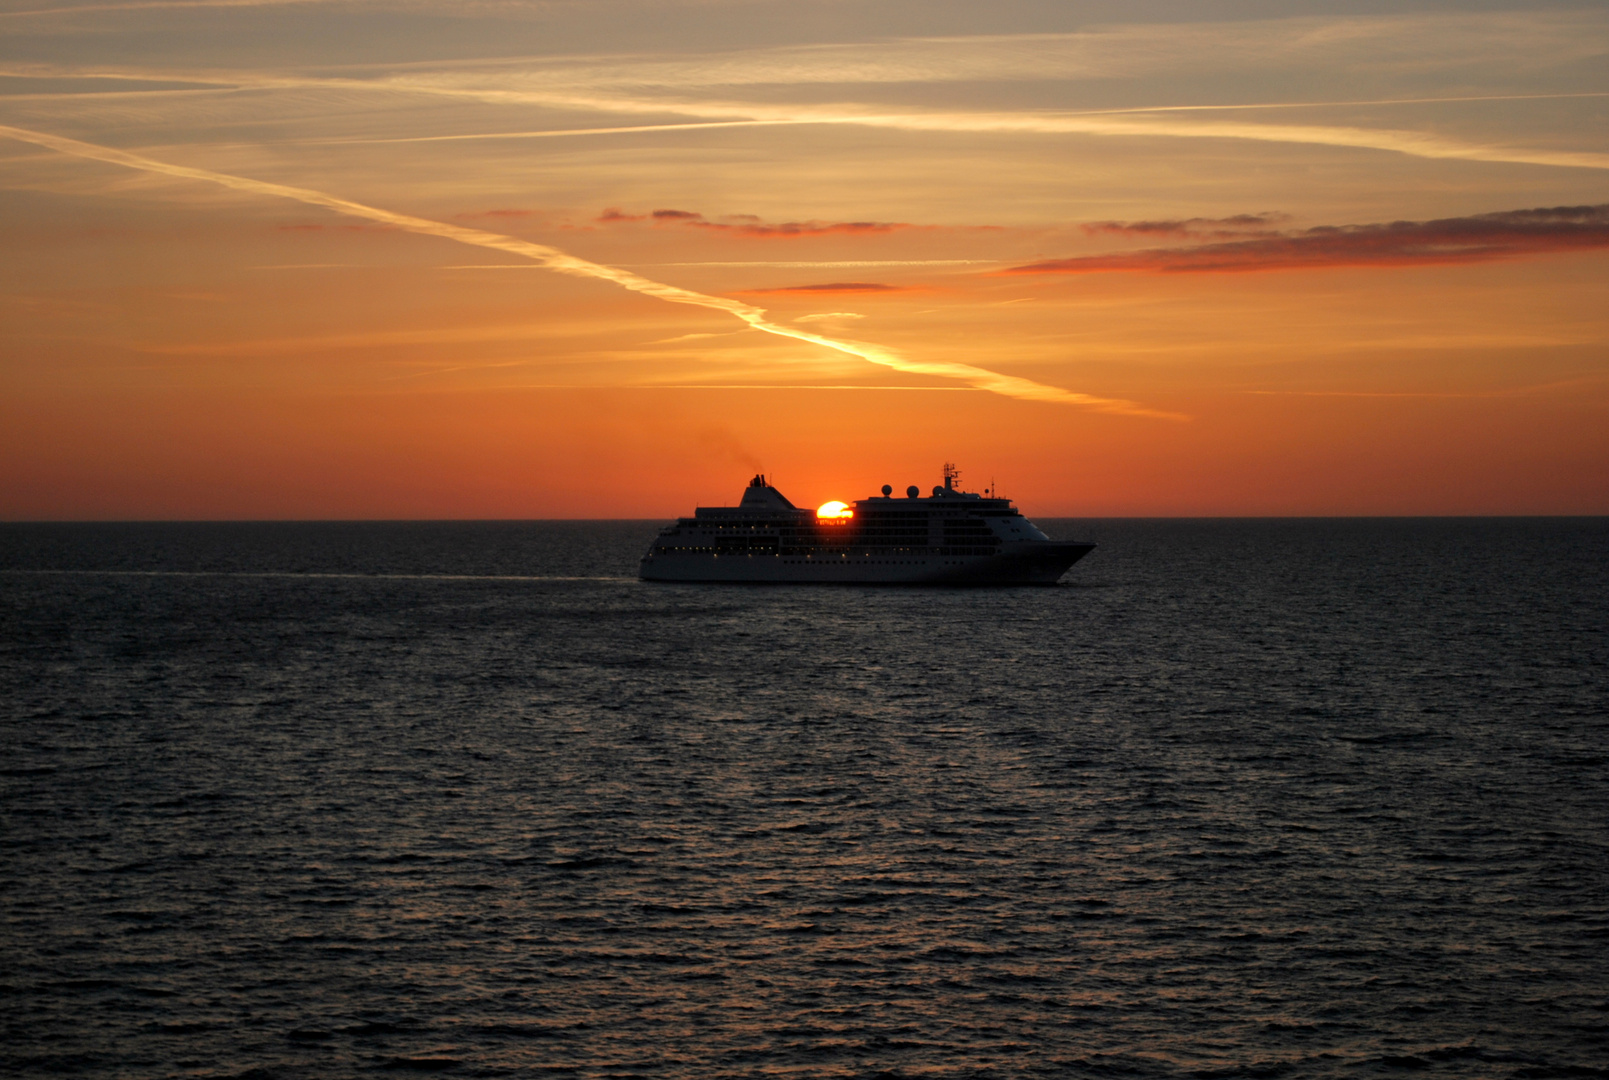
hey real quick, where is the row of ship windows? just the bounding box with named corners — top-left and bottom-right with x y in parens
top-left (679, 516), bottom-right (1013, 529)
top-left (781, 560), bottom-right (924, 565)
top-left (667, 527), bottom-right (994, 536)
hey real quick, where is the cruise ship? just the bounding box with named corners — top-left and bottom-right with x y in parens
top-left (639, 465), bottom-right (1094, 584)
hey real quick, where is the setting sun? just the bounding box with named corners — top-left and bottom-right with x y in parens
top-left (816, 501), bottom-right (854, 521)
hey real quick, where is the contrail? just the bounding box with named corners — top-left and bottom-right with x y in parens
top-left (291, 90), bottom-right (1609, 152)
top-left (303, 120), bottom-right (792, 146)
top-left (480, 92), bottom-right (1609, 172)
top-left (7, 60), bottom-right (1607, 171)
top-left (275, 97), bottom-right (1609, 171)
top-left (0, 123), bottom-right (1170, 417)
top-left (1067, 91), bottom-right (1609, 114)
top-left (5, 62), bottom-right (1605, 171)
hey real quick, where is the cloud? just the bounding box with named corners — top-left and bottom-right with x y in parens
top-left (303, 121), bottom-right (784, 147)
top-left (794, 312), bottom-right (865, 323)
top-left (1005, 204), bottom-right (1609, 275)
top-left (640, 260), bottom-right (986, 268)
top-left (278, 222), bottom-right (391, 232)
top-left (599, 207), bottom-right (910, 238)
top-left (743, 282), bottom-right (906, 295)
top-left (0, 122), bottom-right (1172, 417)
top-left (1081, 214), bottom-right (1287, 239)
top-left (445, 260), bottom-right (983, 270)
top-left (646, 331), bottom-right (732, 344)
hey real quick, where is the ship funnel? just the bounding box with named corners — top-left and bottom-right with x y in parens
top-left (739, 477), bottom-right (796, 510)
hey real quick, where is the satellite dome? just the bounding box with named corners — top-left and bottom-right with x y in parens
top-left (906, 485), bottom-right (920, 498)
top-left (881, 484), bottom-right (893, 497)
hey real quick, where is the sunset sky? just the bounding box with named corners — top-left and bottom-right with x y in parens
top-left (2, 0), bottom-right (1606, 518)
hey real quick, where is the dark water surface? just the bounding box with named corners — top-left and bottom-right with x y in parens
top-left (2, 520), bottom-right (1606, 1079)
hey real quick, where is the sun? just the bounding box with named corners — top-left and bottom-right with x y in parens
top-left (816, 500), bottom-right (854, 521)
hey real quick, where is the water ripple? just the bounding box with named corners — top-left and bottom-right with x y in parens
top-left (1, 519), bottom-right (1605, 1078)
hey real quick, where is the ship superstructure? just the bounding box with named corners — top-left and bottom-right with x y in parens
top-left (639, 466), bottom-right (1094, 584)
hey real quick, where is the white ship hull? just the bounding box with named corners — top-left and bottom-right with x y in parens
top-left (642, 544), bottom-right (1091, 585)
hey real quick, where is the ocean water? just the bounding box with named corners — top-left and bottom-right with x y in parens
top-left (2, 519), bottom-right (1605, 1080)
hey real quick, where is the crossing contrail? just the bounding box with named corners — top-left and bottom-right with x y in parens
top-left (0, 122), bottom-right (1173, 417)
top-left (4, 63), bottom-right (1605, 172)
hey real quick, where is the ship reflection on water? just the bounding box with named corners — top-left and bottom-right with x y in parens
top-left (0, 518), bottom-right (1605, 1078)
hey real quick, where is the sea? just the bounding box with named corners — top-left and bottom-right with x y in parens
top-left (1, 519), bottom-right (1605, 1080)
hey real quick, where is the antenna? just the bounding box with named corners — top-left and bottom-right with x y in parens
top-left (943, 462), bottom-right (959, 491)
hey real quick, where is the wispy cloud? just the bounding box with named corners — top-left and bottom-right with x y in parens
top-left (1081, 214), bottom-right (1288, 239)
top-left (1006, 205), bottom-right (1609, 275)
top-left (742, 282), bottom-right (907, 295)
top-left (300, 120), bottom-right (786, 146)
top-left (0, 122), bottom-right (1171, 416)
top-left (598, 207), bottom-right (911, 238)
top-left (634, 260), bottom-right (988, 268)
top-left (794, 312), bottom-right (864, 323)
top-left (518, 384), bottom-right (981, 392)
top-left (645, 331), bottom-right (735, 345)
top-left (443, 261), bottom-right (987, 269)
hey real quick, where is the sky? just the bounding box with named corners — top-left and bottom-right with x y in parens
top-left (1, 0), bottom-right (1605, 518)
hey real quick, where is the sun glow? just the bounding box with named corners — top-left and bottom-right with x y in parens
top-left (816, 500), bottom-right (854, 521)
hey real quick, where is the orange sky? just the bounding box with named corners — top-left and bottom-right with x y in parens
top-left (1, 1), bottom-right (1606, 517)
